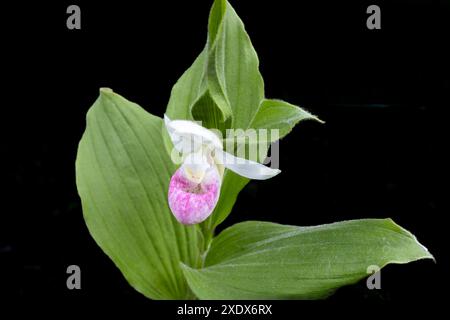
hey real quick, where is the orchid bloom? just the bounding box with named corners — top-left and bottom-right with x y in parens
top-left (165, 115), bottom-right (280, 225)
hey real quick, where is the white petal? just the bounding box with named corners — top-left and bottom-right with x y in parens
top-left (214, 149), bottom-right (281, 180)
top-left (164, 115), bottom-right (222, 154)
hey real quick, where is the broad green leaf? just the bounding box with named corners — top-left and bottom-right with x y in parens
top-left (182, 219), bottom-right (433, 299)
top-left (76, 89), bottom-right (201, 300)
top-left (166, 0), bottom-right (263, 128)
top-left (251, 99), bottom-right (323, 142)
top-left (217, 2), bottom-right (264, 130)
top-left (166, 0), bottom-right (263, 130)
top-left (165, 48), bottom-right (207, 121)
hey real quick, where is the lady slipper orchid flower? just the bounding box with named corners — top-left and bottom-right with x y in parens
top-left (165, 115), bottom-right (280, 225)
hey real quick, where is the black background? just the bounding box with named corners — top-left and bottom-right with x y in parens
top-left (1, 0), bottom-right (449, 312)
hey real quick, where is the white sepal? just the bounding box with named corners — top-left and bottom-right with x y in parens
top-left (164, 115), bottom-right (222, 154)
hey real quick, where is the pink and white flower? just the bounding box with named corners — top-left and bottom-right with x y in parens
top-left (165, 115), bottom-right (280, 225)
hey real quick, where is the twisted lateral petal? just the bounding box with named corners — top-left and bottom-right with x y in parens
top-left (168, 167), bottom-right (221, 225)
top-left (214, 149), bottom-right (281, 180)
top-left (164, 115), bottom-right (223, 153)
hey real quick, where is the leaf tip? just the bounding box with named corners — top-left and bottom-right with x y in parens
top-left (386, 218), bottom-right (435, 262)
top-left (99, 87), bottom-right (114, 95)
top-left (315, 117), bottom-right (325, 124)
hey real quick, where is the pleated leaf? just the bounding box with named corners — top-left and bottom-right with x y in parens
top-left (76, 89), bottom-right (201, 299)
top-left (182, 219), bottom-right (433, 299)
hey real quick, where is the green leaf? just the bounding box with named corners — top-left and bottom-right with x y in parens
top-left (166, 0), bottom-right (264, 130)
top-left (165, 48), bottom-right (207, 122)
top-left (208, 0), bottom-right (226, 45)
top-left (76, 89), bottom-right (201, 299)
top-left (251, 99), bottom-right (323, 142)
top-left (209, 1), bottom-right (264, 130)
top-left (182, 219), bottom-right (433, 299)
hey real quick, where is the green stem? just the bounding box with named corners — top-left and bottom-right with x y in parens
top-left (199, 220), bottom-right (215, 268)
